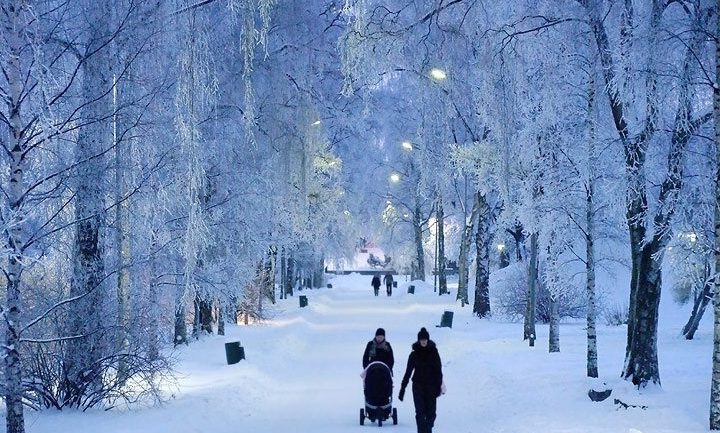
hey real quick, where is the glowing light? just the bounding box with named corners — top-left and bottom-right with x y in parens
top-left (389, 173), bottom-right (401, 183)
top-left (430, 68), bottom-right (447, 80)
top-left (497, 243), bottom-right (506, 252)
top-left (311, 120), bottom-right (321, 126)
top-left (401, 141), bottom-right (413, 151)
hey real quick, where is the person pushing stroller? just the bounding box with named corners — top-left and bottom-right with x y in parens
top-left (360, 328), bottom-right (397, 426)
top-left (362, 328), bottom-right (394, 371)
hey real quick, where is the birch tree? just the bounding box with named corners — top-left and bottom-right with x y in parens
top-left (709, 0), bottom-right (720, 426)
top-left (580, 0), bottom-right (714, 386)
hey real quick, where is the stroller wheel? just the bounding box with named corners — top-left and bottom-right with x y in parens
top-left (392, 408), bottom-right (397, 425)
top-left (360, 408), bottom-right (365, 425)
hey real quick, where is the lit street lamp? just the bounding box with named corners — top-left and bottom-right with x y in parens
top-left (430, 68), bottom-right (447, 80)
top-left (401, 141), bottom-right (413, 151)
top-left (389, 173), bottom-right (401, 183)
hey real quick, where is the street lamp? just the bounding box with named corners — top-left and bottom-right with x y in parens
top-left (311, 120), bottom-right (321, 126)
top-left (430, 68), bottom-right (447, 80)
top-left (389, 173), bottom-right (401, 183)
top-left (401, 141), bottom-right (413, 151)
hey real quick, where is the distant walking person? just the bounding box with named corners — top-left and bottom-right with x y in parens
top-left (362, 328), bottom-right (394, 371)
top-left (383, 272), bottom-right (394, 296)
top-left (371, 273), bottom-right (381, 296)
top-left (398, 327), bottom-right (445, 433)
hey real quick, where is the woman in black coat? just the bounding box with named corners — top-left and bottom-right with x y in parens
top-left (398, 327), bottom-right (444, 433)
top-left (362, 328), bottom-right (394, 371)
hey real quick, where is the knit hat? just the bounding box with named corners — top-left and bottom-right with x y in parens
top-left (417, 327), bottom-right (429, 340)
top-left (375, 328), bottom-right (386, 337)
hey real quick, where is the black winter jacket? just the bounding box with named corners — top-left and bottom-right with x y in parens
top-left (363, 339), bottom-right (395, 370)
top-left (400, 340), bottom-right (443, 397)
top-left (371, 276), bottom-right (381, 288)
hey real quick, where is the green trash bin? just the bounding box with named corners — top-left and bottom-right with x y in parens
top-left (299, 295), bottom-right (308, 308)
top-left (407, 285), bottom-right (415, 294)
top-left (225, 341), bottom-right (245, 365)
top-left (439, 311), bottom-right (454, 328)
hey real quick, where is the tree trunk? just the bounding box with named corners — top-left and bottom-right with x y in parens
top-left (457, 192), bottom-right (482, 306)
top-left (114, 74), bottom-right (132, 380)
top-left (546, 231), bottom-right (561, 353)
top-left (474, 194), bottom-right (491, 318)
top-left (3, 4), bottom-right (27, 431)
top-left (413, 198), bottom-right (426, 281)
top-left (148, 228), bottom-right (160, 359)
top-left (269, 246), bottom-right (277, 304)
top-left (549, 294), bottom-right (560, 352)
top-left (586, 71), bottom-right (599, 378)
top-left (437, 195), bottom-right (448, 295)
top-left (280, 248), bottom-right (286, 300)
top-left (64, 0), bottom-right (112, 401)
top-left (174, 283), bottom-right (188, 346)
top-left (192, 297), bottom-right (200, 339)
top-left (258, 261), bottom-right (265, 317)
top-left (218, 304), bottom-right (225, 336)
top-left (286, 254), bottom-right (295, 297)
top-left (586, 173), bottom-right (599, 377)
top-left (710, 4), bottom-right (720, 421)
top-left (623, 245), bottom-right (663, 386)
top-left (199, 297), bottom-right (213, 334)
top-left (507, 222), bottom-right (524, 262)
top-left (524, 232), bottom-right (538, 346)
top-left (682, 266), bottom-right (712, 340)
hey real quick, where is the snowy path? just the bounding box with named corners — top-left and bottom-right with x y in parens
top-left (21, 274), bottom-right (712, 433)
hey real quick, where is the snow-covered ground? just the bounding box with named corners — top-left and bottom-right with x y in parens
top-left (20, 273), bottom-right (713, 433)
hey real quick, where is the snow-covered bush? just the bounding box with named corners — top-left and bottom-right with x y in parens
top-left (602, 302), bottom-right (629, 327)
top-left (491, 262), bottom-right (586, 323)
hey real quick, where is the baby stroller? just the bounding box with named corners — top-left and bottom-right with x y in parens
top-left (360, 361), bottom-right (398, 427)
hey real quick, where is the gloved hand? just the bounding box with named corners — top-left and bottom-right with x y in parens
top-left (398, 387), bottom-right (405, 402)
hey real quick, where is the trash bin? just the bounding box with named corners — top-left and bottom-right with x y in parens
top-left (299, 295), bottom-right (308, 308)
top-left (392, 281), bottom-right (397, 288)
top-left (439, 311), bottom-right (454, 328)
top-left (225, 341), bottom-right (245, 365)
top-left (326, 283), bottom-right (333, 288)
top-left (407, 285), bottom-right (415, 294)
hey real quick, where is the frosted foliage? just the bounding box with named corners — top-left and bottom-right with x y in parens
top-left (339, 0), bottom-right (367, 97)
top-left (175, 15), bottom-right (216, 301)
top-left (450, 142), bottom-right (501, 196)
top-left (667, 232), bottom-right (711, 305)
